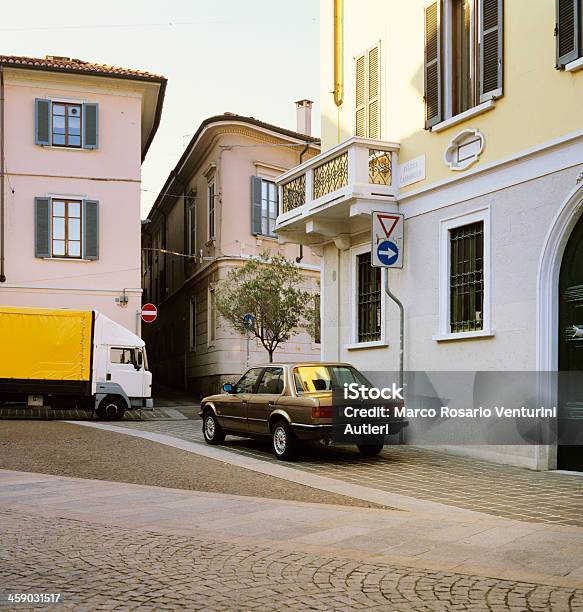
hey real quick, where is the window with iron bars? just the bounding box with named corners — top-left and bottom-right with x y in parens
top-left (357, 252), bottom-right (381, 342)
top-left (450, 221), bottom-right (484, 333)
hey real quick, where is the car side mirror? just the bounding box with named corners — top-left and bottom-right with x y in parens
top-left (223, 383), bottom-right (235, 393)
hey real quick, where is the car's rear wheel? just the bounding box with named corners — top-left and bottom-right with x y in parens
top-left (357, 443), bottom-right (384, 457)
top-left (203, 410), bottom-right (225, 445)
top-left (272, 420), bottom-right (298, 461)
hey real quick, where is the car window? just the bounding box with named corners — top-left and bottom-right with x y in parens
top-left (256, 367), bottom-right (284, 394)
top-left (294, 365), bottom-right (371, 393)
top-left (234, 368), bottom-right (263, 394)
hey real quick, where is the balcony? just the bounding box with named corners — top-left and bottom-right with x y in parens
top-left (275, 137), bottom-right (399, 249)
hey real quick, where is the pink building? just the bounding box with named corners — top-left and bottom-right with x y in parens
top-left (0, 55), bottom-right (166, 332)
top-left (142, 110), bottom-right (321, 396)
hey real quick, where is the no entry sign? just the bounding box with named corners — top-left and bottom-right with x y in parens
top-left (141, 303), bottom-right (158, 323)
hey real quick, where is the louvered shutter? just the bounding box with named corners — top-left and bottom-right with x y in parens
top-left (34, 197), bottom-right (51, 257)
top-left (251, 176), bottom-right (263, 235)
top-left (355, 54), bottom-right (366, 137)
top-left (83, 200), bottom-right (99, 260)
top-left (83, 103), bottom-right (99, 149)
top-left (480, 0), bottom-right (504, 101)
top-left (556, 0), bottom-right (580, 67)
top-left (35, 99), bottom-right (51, 146)
top-left (367, 45), bottom-right (380, 139)
top-left (424, 2), bottom-right (442, 129)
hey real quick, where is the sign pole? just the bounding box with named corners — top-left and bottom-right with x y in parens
top-left (385, 271), bottom-right (405, 444)
top-left (246, 332), bottom-right (250, 369)
top-left (384, 272), bottom-right (404, 390)
top-left (371, 210), bottom-right (406, 443)
top-left (243, 313), bottom-right (254, 369)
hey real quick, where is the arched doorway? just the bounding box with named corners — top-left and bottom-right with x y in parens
top-left (537, 181), bottom-right (583, 471)
top-left (558, 212), bottom-right (583, 470)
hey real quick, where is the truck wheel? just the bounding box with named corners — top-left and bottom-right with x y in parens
top-left (202, 411), bottom-right (225, 444)
top-left (357, 443), bottom-right (384, 457)
top-left (272, 420), bottom-right (298, 461)
top-left (96, 396), bottom-right (126, 421)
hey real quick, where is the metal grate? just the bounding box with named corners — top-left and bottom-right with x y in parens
top-left (358, 252), bottom-right (381, 342)
top-left (368, 149), bottom-right (392, 185)
top-left (313, 152), bottom-right (348, 200)
top-left (450, 221), bottom-right (484, 333)
top-left (282, 174), bottom-right (306, 213)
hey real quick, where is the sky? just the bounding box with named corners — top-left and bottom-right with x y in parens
top-left (2, 0), bottom-right (320, 217)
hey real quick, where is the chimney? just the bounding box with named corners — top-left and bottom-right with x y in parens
top-left (295, 99), bottom-right (313, 136)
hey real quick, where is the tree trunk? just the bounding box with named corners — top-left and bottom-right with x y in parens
top-left (268, 349), bottom-right (274, 363)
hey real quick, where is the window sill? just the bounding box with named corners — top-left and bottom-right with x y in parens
top-left (39, 145), bottom-right (94, 152)
top-left (432, 329), bottom-right (495, 342)
top-left (43, 257), bottom-right (93, 263)
top-left (431, 100), bottom-right (496, 133)
top-left (344, 340), bottom-right (388, 351)
top-left (565, 57), bottom-right (583, 72)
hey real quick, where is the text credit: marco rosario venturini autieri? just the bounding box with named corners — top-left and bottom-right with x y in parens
top-left (341, 383), bottom-right (557, 436)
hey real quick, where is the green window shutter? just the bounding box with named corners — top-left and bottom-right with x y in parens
top-left (480, 0), bottom-right (504, 102)
top-left (424, 2), bottom-right (442, 129)
top-left (83, 103), bottom-right (99, 149)
top-left (251, 176), bottom-right (263, 235)
top-left (556, 0), bottom-right (580, 67)
top-left (35, 99), bottom-right (51, 146)
top-left (83, 200), bottom-right (99, 260)
top-left (34, 197), bottom-right (51, 257)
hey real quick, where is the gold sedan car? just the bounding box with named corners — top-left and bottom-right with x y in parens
top-left (200, 362), bottom-right (406, 460)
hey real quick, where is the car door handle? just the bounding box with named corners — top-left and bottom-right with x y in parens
top-left (268, 401), bottom-right (275, 406)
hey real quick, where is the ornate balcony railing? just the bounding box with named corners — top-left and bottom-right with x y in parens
top-left (282, 173), bottom-right (306, 213)
top-left (368, 148), bottom-right (392, 185)
top-left (277, 137), bottom-right (399, 218)
top-left (313, 152), bottom-right (348, 199)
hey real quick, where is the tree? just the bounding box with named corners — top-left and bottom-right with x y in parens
top-left (215, 252), bottom-right (317, 362)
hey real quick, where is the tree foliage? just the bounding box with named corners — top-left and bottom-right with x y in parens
top-left (215, 252), bottom-right (317, 362)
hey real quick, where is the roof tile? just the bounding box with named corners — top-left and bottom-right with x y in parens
top-left (0, 54), bottom-right (166, 82)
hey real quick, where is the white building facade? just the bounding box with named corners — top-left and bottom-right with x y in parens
top-left (275, 0), bottom-right (583, 471)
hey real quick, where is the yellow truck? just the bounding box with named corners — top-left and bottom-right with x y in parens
top-left (0, 306), bottom-right (153, 419)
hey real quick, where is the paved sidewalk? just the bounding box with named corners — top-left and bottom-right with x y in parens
top-left (96, 419), bottom-right (583, 528)
top-left (1, 470), bottom-right (583, 611)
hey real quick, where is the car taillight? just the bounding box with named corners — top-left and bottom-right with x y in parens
top-left (312, 406), bottom-right (333, 419)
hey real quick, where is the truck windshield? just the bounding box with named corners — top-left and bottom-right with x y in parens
top-left (293, 365), bottom-right (371, 394)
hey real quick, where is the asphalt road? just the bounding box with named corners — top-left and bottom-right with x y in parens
top-left (0, 421), bottom-right (385, 509)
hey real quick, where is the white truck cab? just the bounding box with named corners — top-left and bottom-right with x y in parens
top-left (92, 312), bottom-right (153, 417)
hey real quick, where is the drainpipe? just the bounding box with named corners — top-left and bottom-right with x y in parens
top-left (333, 0), bottom-right (344, 109)
top-left (0, 65), bottom-right (5, 283)
top-left (295, 142), bottom-right (311, 264)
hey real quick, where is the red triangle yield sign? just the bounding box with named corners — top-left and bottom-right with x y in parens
top-left (378, 214), bottom-right (400, 239)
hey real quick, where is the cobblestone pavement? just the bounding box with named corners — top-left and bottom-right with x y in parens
top-left (109, 420), bottom-right (583, 528)
top-left (2, 508), bottom-right (583, 611)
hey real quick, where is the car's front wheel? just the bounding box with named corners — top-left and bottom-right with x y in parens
top-left (203, 410), bottom-right (225, 445)
top-left (357, 443), bottom-right (384, 457)
top-left (272, 420), bottom-right (298, 460)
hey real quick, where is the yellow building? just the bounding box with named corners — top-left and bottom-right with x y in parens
top-left (276, 0), bottom-right (583, 471)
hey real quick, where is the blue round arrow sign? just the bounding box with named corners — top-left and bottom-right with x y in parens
top-left (377, 240), bottom-right (399, 266)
